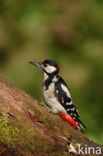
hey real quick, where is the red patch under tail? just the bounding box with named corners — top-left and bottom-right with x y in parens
top-left (58, 112), bottom-right (78, 130)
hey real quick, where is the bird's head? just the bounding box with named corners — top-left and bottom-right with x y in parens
top-left (29, 60), bottom-right (59, 76)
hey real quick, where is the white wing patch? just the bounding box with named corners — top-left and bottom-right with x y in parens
top-left (61, 84), bottom-right (71, 97)
top-left (66, 101), bottom-right (72, 105)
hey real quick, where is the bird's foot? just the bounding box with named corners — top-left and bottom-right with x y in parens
top-left (39, 102), bottom-right (46, 106)
top-left (46, 107), bottom-right (55, 114)
top-left (39, 102), bottom-right (55, 114)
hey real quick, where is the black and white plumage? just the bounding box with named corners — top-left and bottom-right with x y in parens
top-left (29, 60), bottom-right (86, 130)
top-left (54, 76), bottom-right (79, 118)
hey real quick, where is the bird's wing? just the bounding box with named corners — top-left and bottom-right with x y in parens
top-left (54, 76), bottom-right (79, 119)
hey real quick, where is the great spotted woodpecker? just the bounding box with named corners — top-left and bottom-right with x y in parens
top-left (29, 60), bottom-right (86, 130)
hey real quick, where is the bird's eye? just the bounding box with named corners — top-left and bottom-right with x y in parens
top-left (44, 64), bottom-right (47, 67)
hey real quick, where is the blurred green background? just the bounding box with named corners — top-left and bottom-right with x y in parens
top-left (0, 0), bottom-right (103, 144)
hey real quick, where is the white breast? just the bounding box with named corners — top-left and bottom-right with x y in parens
top-left (42, 82), bottom-right (66, 114)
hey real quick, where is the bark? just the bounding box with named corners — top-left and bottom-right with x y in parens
top-left (0, 74), bottom-right (102, 156)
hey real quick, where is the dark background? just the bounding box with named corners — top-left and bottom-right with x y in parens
top-left (0, 0), bottom-right (103, 144)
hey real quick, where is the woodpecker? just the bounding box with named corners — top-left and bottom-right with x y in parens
top-left (29, 60), bottom-right (86, 130)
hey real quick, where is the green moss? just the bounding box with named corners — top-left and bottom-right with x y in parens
top-left (0, 114), bottom-right (56, 154)
top-left (0, 114), bottom-right (38, 149)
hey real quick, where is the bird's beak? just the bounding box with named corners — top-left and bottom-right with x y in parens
top-left (29, 62), bottom-right (42, 70)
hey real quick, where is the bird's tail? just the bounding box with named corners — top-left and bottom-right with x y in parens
top-left (76, 118), bottom-right (86, 130)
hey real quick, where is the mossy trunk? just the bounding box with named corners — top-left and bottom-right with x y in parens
top-left (0, 74), bottom-right (102, 156)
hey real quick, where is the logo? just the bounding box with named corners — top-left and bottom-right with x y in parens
top-left (68, 144), bottom-right (102, 155)
top-left (68, 144), bottom-right (77, 153)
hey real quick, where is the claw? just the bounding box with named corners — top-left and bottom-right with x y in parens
top-left (39, 102), bottom-right (55, 114)
top-left (39, 102), bottom-right (45, 106)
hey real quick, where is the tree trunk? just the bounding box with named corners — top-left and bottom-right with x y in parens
top-left (0, 74), bottom-right (102, 156)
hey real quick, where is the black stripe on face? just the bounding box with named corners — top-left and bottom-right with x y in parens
top-left (44, 78), bottom-right (52, 90)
